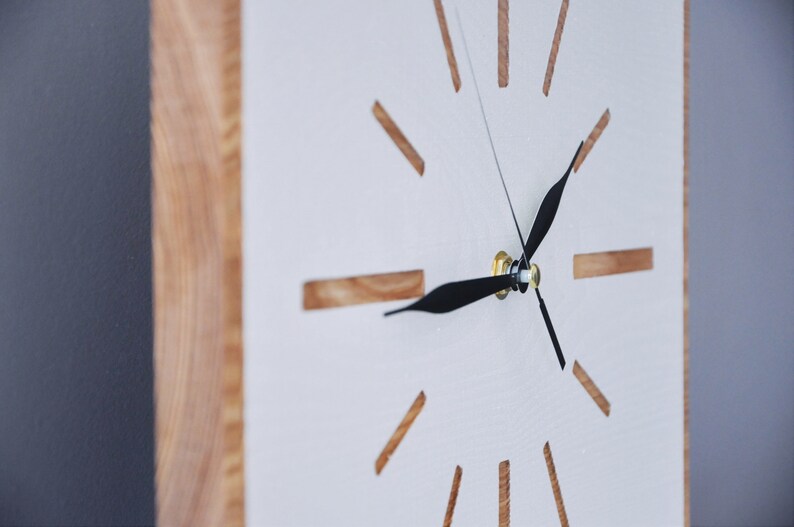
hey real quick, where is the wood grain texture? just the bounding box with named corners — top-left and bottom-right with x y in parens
top-left (543, 0), bottom-right (569, 96)
top-left (498, 0), bottom-right (509, 87)
top-left (572, 361), bottom-right (611, 417)
top-left (442, 465), bottom-right (463, 527)
top-left (433, 0), bottom-right (461, 92)
top-left (303, 270), bottom-right (424, 310)
top-left (573, 109), bottom-right (610, 173)
top-left (683, 1), bottom-right (691, 524)
top-left (498, 460), bottom-right (510, 527)
top-left (372, 101), bottom-right (425, 175)
top-left (543, 442), bottom-right (568, 527)
top-left (151, 0), bottom-right (244, 525)
top-left (375, 391), bottom-right (426, 475)
top-left (573, 248), bottom-right (653, 279)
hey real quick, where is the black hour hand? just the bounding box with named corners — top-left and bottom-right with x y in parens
top-left (385, 274), bottom-right (514, 316)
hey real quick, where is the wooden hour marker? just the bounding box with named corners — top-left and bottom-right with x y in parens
top-left (498, 0), bottom-right (509, 87)
top-left (442, 465), bottom-right (463, 527)
top-left (499, 460), bottom-right (510, 527)
top-left (573, 360), bottom-right (611, 416)
top-left (573, 248), bottom-right (653, 279)
top-left (433, 0), bottom-right (461, 92)
top-left (574, 109), bottom-right (610, 173)
top-left (543, 0), bottom-right (570, 96)
top-left (543, 442), bottom-right (569, 527)
top-left (372, 101), bottom-right (425, 176)
top-left (375, 391), bottom-right (426, 475)
top-left (303, 270), bottom-right (424, 310)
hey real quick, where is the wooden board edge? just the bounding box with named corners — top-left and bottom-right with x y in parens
top-left (151, 0), bottom-right (244, 525)
top-left (683, 0), bottom-right (691, 524)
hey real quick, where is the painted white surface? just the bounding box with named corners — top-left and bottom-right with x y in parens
top-left (243, 1), bottom-right (684, 525)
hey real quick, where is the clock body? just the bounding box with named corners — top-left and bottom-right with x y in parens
top-left (242, 1), bottom-right (685, 525)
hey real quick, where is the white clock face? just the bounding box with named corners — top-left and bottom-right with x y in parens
top-left (243, 1), bottom-right (685, 526)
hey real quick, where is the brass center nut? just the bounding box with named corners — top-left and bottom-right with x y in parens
top-left (490, 251), bottom-right (514, 299)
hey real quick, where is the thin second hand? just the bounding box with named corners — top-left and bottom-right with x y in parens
top-left (454, 9), bottom-right (531, 271)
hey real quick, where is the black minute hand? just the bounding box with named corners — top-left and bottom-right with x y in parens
top-left (522, 141), bottom-right (583, 261)
top-left (384, 274), bottom-right (515, 316)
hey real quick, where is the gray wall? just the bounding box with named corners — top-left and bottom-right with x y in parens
top-left (0, 1), bottom-right (154, 525)
top-left (690, 1), bottom-right (794, 526)
top-left (0, 1), bottom-right (791, 526)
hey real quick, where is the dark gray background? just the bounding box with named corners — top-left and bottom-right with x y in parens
top-left (0, 1), bottom-right (154, 525)
top-left (689, 1), bottom-right (794, 526)
top-left (0, 1), bottom-right (791, 526)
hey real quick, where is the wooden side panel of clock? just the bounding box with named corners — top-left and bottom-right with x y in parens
top-left (151, 0), bottom-right (244, 526)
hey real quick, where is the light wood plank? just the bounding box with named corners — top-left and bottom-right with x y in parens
top-left (683, 1), bottom-right (691, 524)
top-left (303, 270), bottom-right (424, 310)
top-left (573, 109), bottom-right (610, 173)
top-left (442, 465), bottom-right (463, 527)
top-left (498, 0), bottom-right (509, 87)
top-left (433, 0), bottom-right (461, 92)
top-left (543, 0), bottom-right (569, 96)
top-left (499, 460), bottom-right (510, 527)
top-left (151, 0), bottom-right (244, 525)
top-left (375, 391), bottom-right (426, 475)
top-left (543, 442), bottom-right (569, 527)
top-left (572, 361), bottom-right (611, 416)
top-left (373, 101), bottom-right (425, 176)
top-left (573, 248), bottom-right (653, 279)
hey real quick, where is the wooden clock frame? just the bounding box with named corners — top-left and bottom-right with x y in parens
top-left (150, 0), bottom-right (690, 525)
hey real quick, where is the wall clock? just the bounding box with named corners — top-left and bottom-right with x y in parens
top-left (152, 0), bottom-right (689, 526)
